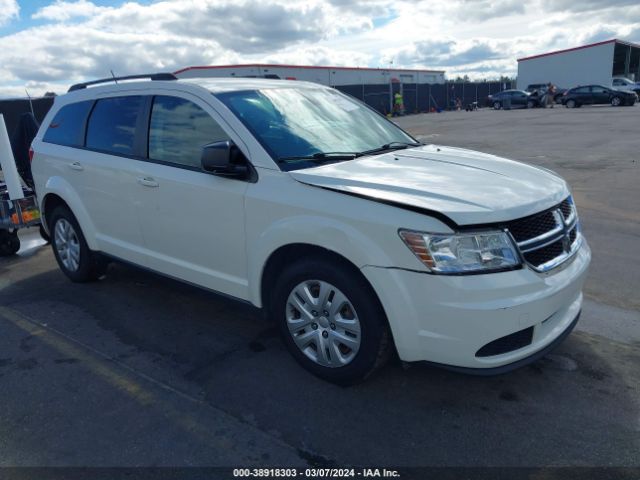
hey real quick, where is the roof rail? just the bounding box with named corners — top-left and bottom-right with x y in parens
top-left (68, 73), bottom-right (178, 92)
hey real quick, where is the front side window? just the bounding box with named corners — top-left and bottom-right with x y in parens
top-left (149, 96), bottom-right (230, 168)
top-left (216, 87), bottom-right (415, 171)
top-left (86, 96), bottom-right (142, 156)
top-left (43, 100), bottom-right (93, 147)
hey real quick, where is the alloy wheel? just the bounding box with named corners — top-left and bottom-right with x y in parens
top-left (54, 218), bottom-right (80, 272)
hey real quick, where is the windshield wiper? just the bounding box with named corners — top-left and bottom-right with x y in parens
top-left (277, 152), bottom-right (358, 163)
top-left (357, 141), bottom-right (423, 157)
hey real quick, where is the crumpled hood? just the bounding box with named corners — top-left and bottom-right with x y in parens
top-left (289, 144), bottom-right (569, 226)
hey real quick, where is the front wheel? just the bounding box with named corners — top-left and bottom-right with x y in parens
top-left (611, 96), bottom-right (622, 106)
top-left (527, 100), bottom-right (535, 109)
top-left (39, 224), bottom-right (50, 243)
top-left (493, 101), bottom-right (501, 110)
top-left (49, 206), bottom-right (106, 282)
top-left (566, 99), bottom-right (576, 108)
top-left (271, 258), bottom-right (391, 385)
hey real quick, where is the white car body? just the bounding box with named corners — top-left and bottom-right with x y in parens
top-left (31, 77), bottom-right (590, 378)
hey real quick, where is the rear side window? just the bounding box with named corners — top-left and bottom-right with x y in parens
top-left (148, 95), bottom-right (230, 168)
top-left (43, 100), bottom-right (93, 147)
top-left (86, 96), bottom-right (143, 156)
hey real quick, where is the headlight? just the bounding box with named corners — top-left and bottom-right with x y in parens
top-left (399, 229), bottom-right (521, 274)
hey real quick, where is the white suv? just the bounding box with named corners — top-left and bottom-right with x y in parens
top-left (31, 73), bottom-right (591, 384)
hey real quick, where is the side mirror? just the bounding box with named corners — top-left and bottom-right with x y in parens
top-left (201, 140), bottom-right (249, 179)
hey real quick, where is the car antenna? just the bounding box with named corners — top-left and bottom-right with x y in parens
top-left (110, 70), bottom-right (118, 84)
top-left (24, 89), bottom-right (35, 117)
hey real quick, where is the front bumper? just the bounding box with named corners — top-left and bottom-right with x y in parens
top-left (361, 239), bottom-right (590, 370)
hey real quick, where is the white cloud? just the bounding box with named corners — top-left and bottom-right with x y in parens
top-left (0, 0), bottom-right (639, 97)
top-left (0, 0), bottom-right (19, 26)
top-left (32, 0), bottom-right (108, 22)
top-left (262, 45), bottom-right (372, 67)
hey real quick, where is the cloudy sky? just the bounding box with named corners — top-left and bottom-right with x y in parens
top-left (0, 0), bottom-right (638, 97)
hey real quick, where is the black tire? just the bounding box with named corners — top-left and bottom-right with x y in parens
top-left (611, 96), bottom-right (622, 107)
top-left (39, 224), bottom-right (50, 243)
top-left (493, 101), bottom-right (501, 110)
top-left (566, 99), bottom-right (576, 108)
top-left (49, 206), bottom-right (106, 282)
top-left (0, 229), bottom-right (20, 256)
top-left (527, 100), bottom-right (535, 109)
top-left (270, 257), bottom-right (391, 385)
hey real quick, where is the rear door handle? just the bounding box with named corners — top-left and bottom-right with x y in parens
top-left (137, 177), bottom-right (159, 188)
top-left (68, 162), bottom-right (83, 171)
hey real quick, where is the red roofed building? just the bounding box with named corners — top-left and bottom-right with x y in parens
top-left (175, 64), bottom-right (446, 86)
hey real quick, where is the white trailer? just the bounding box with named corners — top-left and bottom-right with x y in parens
top-left (175, 64), bottom-right (446, 86)
top-left (517, 39), bottom-right (640, 90)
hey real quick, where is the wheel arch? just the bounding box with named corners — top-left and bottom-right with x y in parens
top-left (39, 178), bottom-right (99, 250)
top-left (259, 243), bottom-right (382, 317)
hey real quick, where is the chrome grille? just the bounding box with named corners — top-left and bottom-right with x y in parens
top-left (506, 197), bottom-right (581, 272)
top-left (508, 210), bottom-right (560, 243)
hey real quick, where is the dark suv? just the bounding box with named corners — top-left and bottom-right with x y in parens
top-left (561, 85), bottom-right (637, 108)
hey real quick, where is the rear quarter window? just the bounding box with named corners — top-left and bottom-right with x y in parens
top-left (86, 96), bottom-right (143, 156)
top-left (42, 100), bottom-right (93, 147)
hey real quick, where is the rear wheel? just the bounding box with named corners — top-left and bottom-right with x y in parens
top-left (0, 229), bottom-right (20, 256)
top-left (611, 96), bottom-right (622, 106)
top-left (271, 258), bottom-right (391, 385)
top-left (49, 206), bottom-right (106, 282)
top-left (493, 101), bottom-right (501, 110)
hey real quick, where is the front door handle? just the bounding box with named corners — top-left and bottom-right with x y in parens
top-left (68, 162), bottom-right (83, 171)
top-left (137, 177), bottom-right (159, 188)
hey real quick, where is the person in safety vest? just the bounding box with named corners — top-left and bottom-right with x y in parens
top-left (393, 92), bottom-right (404, 116)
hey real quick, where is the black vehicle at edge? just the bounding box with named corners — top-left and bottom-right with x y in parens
top-left (561, 85), bottom-right (637, 108)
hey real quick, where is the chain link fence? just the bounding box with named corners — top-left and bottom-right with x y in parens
top-left (336, 81), bottom-right (515, 114)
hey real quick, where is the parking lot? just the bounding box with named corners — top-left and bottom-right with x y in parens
top-left (0, 105), bottom-right (638, 467)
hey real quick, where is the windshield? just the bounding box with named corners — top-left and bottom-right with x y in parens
top-left (215, 87), bottom-right (417, 171)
